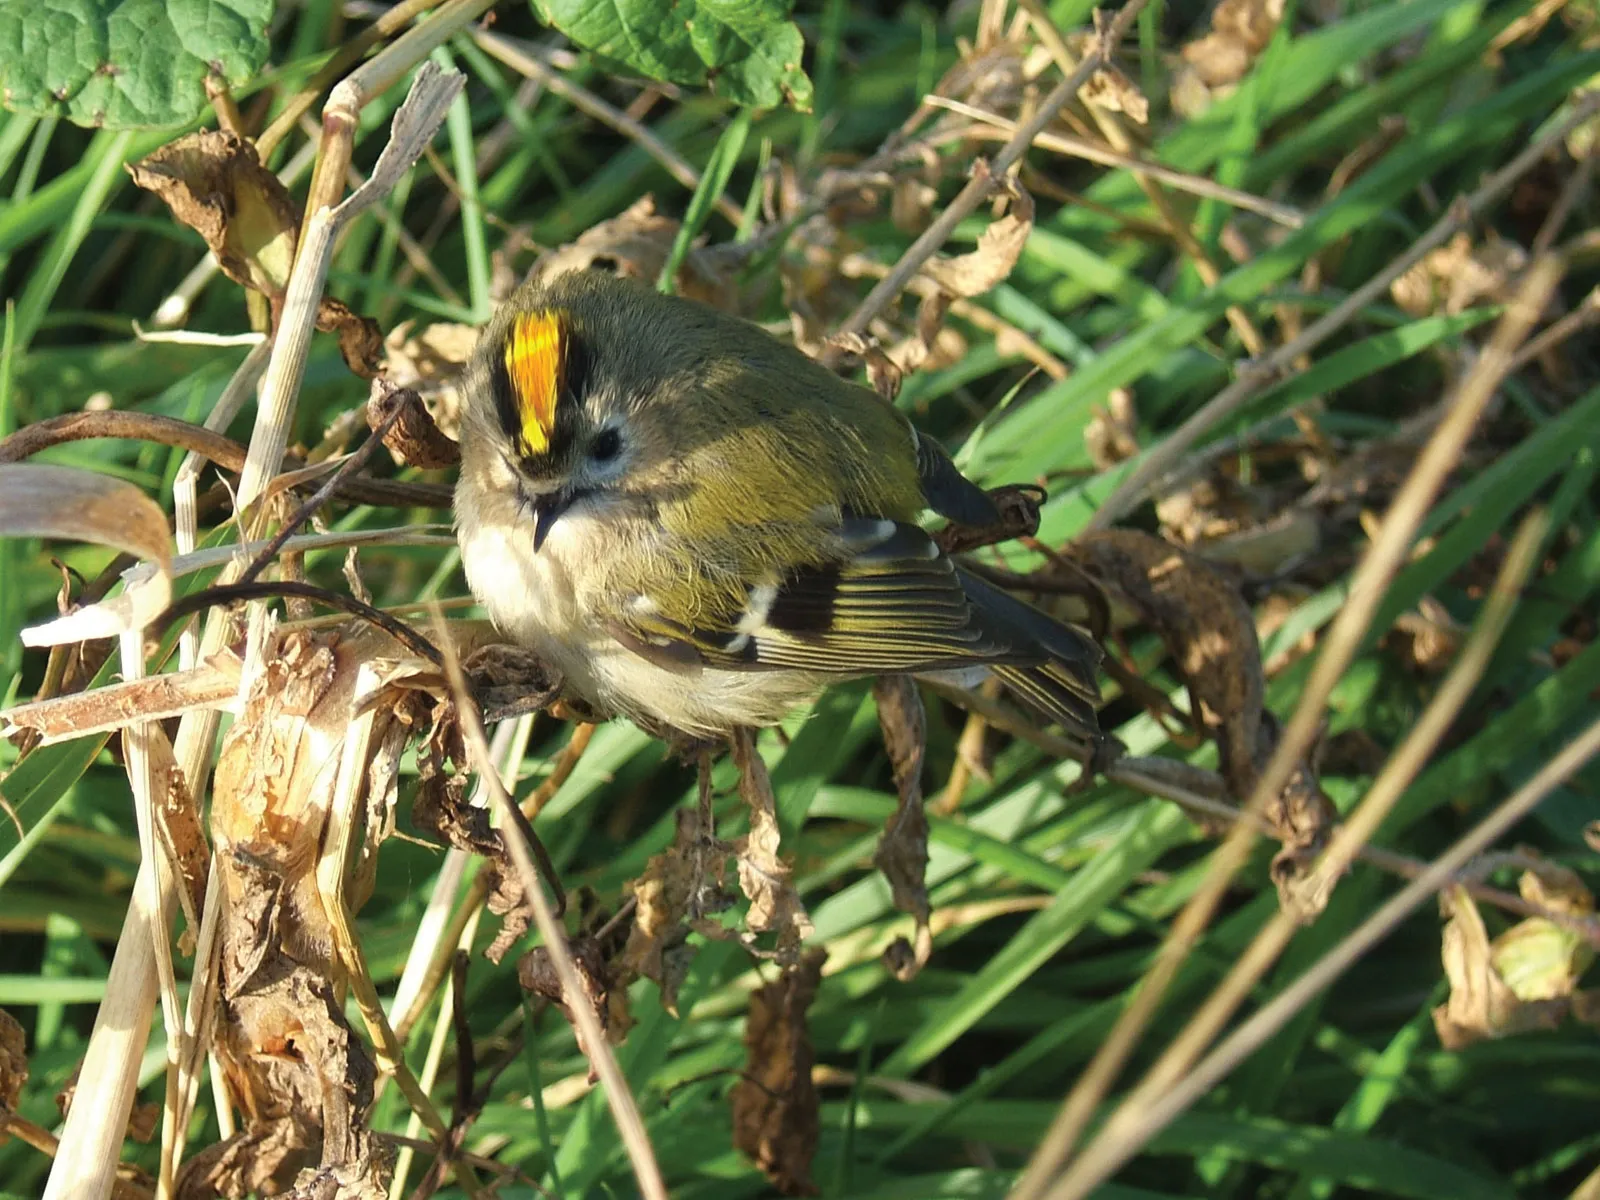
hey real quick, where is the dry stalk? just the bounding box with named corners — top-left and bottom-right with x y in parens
top-left (1042, 507), bottom-right (1549, 1200)
top-left (257, 0), bottom-right (448, 158)
top-left (827, 0), bottom-right (1153, 355)
top-left (390, 716), bottom-right (532, 1039)
top-left (934, 98), bottom-right (1304, 226)
top-left (1053, 709), bottom-right (1600, 1195)
top-left (432, 613), bottom-right (670, 1200)
top-left (1091, 90), bottom-right (1600, 530)
top-left (296, 0), bottom-right (494, 247)
top-left (1013, 255), bottom-right (1565, 1199)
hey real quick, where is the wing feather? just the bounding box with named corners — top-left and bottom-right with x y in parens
top-left (610, 518), bottom-right (1103, 737)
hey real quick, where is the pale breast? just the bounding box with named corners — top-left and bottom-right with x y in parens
top-left (458, 500), bottom-right (824, 736)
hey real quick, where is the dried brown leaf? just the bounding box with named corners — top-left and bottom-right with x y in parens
top-left (619, 804), bottom-right (732, 1016)
top-left (0, 463), bottom-right (172, 646)
top-left (871, 677), bottom-right (932, 980)
top-left (1390, 231), bottom-right (1529, 318)
top-left (1066, 530), bottom-right (1336, 917)
top-left (932, 484), bottom-right (1045, 557)
top-left (519, 936), bottom-right (614, 1081)
top-left (412, 702), bottom-right (534, 965)
top-left (0, 1007), bottom-right (26, 1123)
top-left (1085, 388), bottom-right (1141, 471)
top-left (1490, 861), bottom-right (1596, 1003)
top-left (1433, 886), bottom-right (1570, 1049)
top-left (1171, 0), bottom-right (1284, 115)
top-left (145, 721), bottom-right (209, 950)
top-left (731, 949), bottom-right (826, 1197)
top-left (365, 378), bottom-right (460, 471)
top-left (381, 321), bottom-right (480, 442)
top-left (128, 131), bottom-right (384, 378)
top-left (1081, 63), bottom-right (1149, 123)
top-left (920, 173), bottom-right (1034, 299)
top-left (731, 730), bottom-right (814, 965)
top-left (128, 131), bottom-right (299, 298)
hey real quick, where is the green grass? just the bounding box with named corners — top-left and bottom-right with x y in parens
top-left (1, 0), bottom-right (1598, 1197)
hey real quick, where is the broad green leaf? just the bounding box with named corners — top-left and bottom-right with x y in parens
top-left (532, 0), bottom-right (814, 111)
top-left (0, 0), bottom-right (273, 129)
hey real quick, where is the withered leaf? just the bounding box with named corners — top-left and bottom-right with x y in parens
top-left (145, 720), bottom-right (209, 948)
top-left (518, 935), bottom-right (614, 1081)
top-left (412, 702), bottom-right (533, 965)
top-left (731, 730), bottom-right (814, 966)
top-left (871, 677), bottom-right (932, 980)
top-left (919, 173), bottom-right (1034, 299)
top-left (1491, 862), bottom-right (1596, 1004)
top-left (1433, 886), bottom-right (1569, 1050)
top-left (1066, 529), bottom-right (1336, 918)
top-left (128, 131), bottom-right (300, 299)
top-left (535, 196), bottom-right (740, 311)
top-left (619, 803), bottom-right (734, 1016)
top-left (0, 463), bottom-right (172, 647)
top-left (0, 1007), bottom-right (26, 1121)
top-left (731, 949), bottom-right (826, 1197)
top-left (128, 131), bottom-right (384, 379)
top-left (932, 483), bottom-right (1044, 556)
top-left (365, 378), bottom-right (460, 471)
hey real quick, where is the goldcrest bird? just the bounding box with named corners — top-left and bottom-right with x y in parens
top-left (454, 268), bottom-right (1104, 744)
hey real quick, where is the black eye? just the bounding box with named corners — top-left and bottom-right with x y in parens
top-left (591, 428), bottom-right (622, 462)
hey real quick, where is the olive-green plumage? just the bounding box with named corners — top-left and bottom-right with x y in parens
top-left (454, 268), bottom-right (1104, 742)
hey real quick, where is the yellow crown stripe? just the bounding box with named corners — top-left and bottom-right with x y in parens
top-left (504, 310), bottom-right (565, 455)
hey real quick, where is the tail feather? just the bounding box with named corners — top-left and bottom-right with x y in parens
top-left (992, 661), bottom-right (1102, 742)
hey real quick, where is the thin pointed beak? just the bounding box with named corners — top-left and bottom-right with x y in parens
top-left (530, 488), bottom-right (577, 552)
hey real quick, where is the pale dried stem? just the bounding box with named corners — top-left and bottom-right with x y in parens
top-left (1014, 256), bottom-right (1563, 1199)
top-left (40, 861), bottom-right (160, 1200)
top-left (391, 716), bottom-right (531, 1038)
top-left (1057, 709), bottom-right (1600, 1194)
top-left (827, 0), bottom-right (1152, 355)
top-left (322, 668), bottom-right (461, 1160)
top-left (174, 341), bottom-right (269, 669)
top-left (389, 906), bottom-right (482, 1200)
top-left (932, 99), bottom-right (1304, 227)
top-left (1508, 284), bottom-right (1600, 373)
top-left (475, 30), bottom-right (746, 228)
top-left (1043, 507), bottom-right (1550, 1200)
top-left (299, 0), bottom-right (493, 242)
top-left (433, 616), bottom-right (669, 1200)
top-left (1091, 91), bottom-right (1600, 530)
top-left (256, 0), bottom-right (447, 158)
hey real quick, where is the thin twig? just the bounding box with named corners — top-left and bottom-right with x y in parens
top-left (1014, 255), bottom-right (1563, 1199)
top-left (431, 613), bottom-right (669, 1200)
top-left (1090, 91), bottom-right (1600, 530)
top-left (936, 99), bottom-right (1304, 227)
